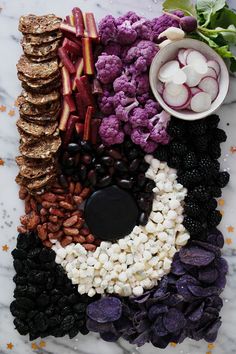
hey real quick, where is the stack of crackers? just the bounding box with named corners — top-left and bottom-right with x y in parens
top-left (15, 15), bottom-right (62, 194)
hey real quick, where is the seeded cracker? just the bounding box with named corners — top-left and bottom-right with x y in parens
top-left (19, 135), bottom-right (61, 159)
top-left (16, 172), bottom-right (57, 190)
top-left (17, 71), bottom-right (60, 85)
top-left (22, 38), bottom-right (61, 57)
top-left (17, 95), bottom-right (60, 116)
top-left (21, 80), bottom-right (61, 94)
top-left (22, 31), bottom-right (62, 46)
top-left (17, 55), bottom-right (59, 79)
top-left (21, 90), bottom-right (60, 106)
top-left (16, 119), bottom-right (58, 137)
top-left (19, 14), bottom-right (61, 34)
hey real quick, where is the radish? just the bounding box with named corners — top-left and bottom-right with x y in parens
top-left (172, 69), bottom-right (187, 84)
top-left (198, 76), bottom-right (219, 101)
top-left (206, 66), bottom-right (218, 79)
top-left (157, 81), bottom-right (164, 94)
top-left (186, 50), bottom-right (208, 74)
top-left (190, 92), bottom-right (212, 112)
top-left (181, 65), bottom-right (202, 87)
top-left (158, 60), bottom-right (180, 82)
top-left (163, 82), bottom-right (191, 108)
top-left (183, 49), bottom-right (193, 64)
top-left (207, 60), bottom-right (221, 76)
top-left (190, 87), bottom-right (202, 96)
top-left (178, 49), bottom-right (187, 66)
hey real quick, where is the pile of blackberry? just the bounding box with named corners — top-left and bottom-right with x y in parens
top-left (10, 232), bottom-right (99, 340)
top-left (154, 115), bottom-right (230, 240)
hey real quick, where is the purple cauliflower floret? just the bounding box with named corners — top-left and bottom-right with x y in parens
top-left (104, 42), bottom-right (122, 57)
top-left (99, 115), bottom-right (124, 145)
top-left (145, 99), bottom-right (161, 118)
top-left (129, 107), bottom-right (149, 128)
top-left (131, 127), bottom-right (158, 153)
top-left (149, 110), bottom-right (171, 144)
top-left (151, 14), bottom-right (180, 42)
top-left (98, 90), bottom-right (115, 115)
top-left (117, 20), bottom-right (137, 45)
top-left (113, 92), bottom-right (136, 108)
top-left (116, 11), bottom-right (141, 26)
top-left (98, 15), bottom-right (118, 45)
top-left (132, 73), bottom-right (149, 95)
top-left (132, 19), bottom-right (154, 40)
top-left (115, 100), bottom-right (139, 122)
top-left (137, 93), bottom-right (150, 105)
top-left (171, 10), bottom-right (185, 18)
top-left (123, 122), bottom-right (132, 135)
top-left (124, 40), bottom-right (158, 67)
top-left (96, 54), bottom-right (123, 84)
top-left (113, 75), bottom-right (136, 96)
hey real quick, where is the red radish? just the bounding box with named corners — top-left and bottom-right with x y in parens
top-left (190, 87), bottom-right (202, 96)
top-left (190, 92), bottom-right (212, 112)
top-left (206, 66), bottom-right (218, 79)
top-left (172, 69), bottom-right (187, 85)
top-left (181, 65), bottom-right (202, 87)
top-left (158, 60), bottom-right (180, 82)
top-left (178, 49), bottom-right (187, 66)
top-left (183, 49), bottom-right (193, 64)
top-left (198, 76), bottom-right (219, 101)
top-left (157, 81), bottom-right (164, 94)
top-left (186, 50), bottom-right (208, 74)
top-left (207, 60), bottom-right (221, 76)
top-left (163, 83), bottom-right (191, 108)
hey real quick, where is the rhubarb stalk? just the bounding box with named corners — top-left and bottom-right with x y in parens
top-left (75, 76), bottom-right (94, 107)
top-left (75, 122), bottom-right (84, 136)
top-left (58, 47), bottom-right (75, 74)
top-left (91, 118), bottom-right (101, 145)
top-left (72, 58), bottom-right (84, 90)
top-left (62, 38), bottom-right (81, 55)
top-left (75, 93), bottom-right (86, 121)
top-left (72, 7), bottom-right (84, 38)
top-left (65, 95), bottom-right (76, 112)
top-left (83, 106), bottom-right (94, 141)
top-left (59, 100), bottom-right (70, 131)
top-left (84, 13), bottom-right (98, 40)
top-left (92, 78), bottom-right (103, 95)
top-left (60, 22), bottom-right (76, 36)
top-left (63, 115), bottom-right (80, 147)
top-left (82, 37), bottom-right (95, 75)
top-left (61, 66), bottom-right (72, 96)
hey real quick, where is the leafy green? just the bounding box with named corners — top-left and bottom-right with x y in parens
top-left (215, 45), bottom-right (234, 59)
top-left (230, 58), bottom-right (236, 72)
top-left (209, 7), bottom-right (236, 28)
top-left (196, 0), bottom-right (226, 27)
top-left (162, 0), bottom-right (196, 16)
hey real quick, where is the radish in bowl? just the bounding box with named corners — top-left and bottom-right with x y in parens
top-left (150, 39), bottom-right (229, 120)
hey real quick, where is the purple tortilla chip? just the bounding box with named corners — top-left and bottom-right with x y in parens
top-left (87, 297), bottom-right (122, 323)
top-left (163, 308), bottom-right (186, 333)
top-left (179, 245), bottom-right (215, 266)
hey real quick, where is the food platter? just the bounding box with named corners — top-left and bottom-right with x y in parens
top-left (0, 0), bottom-right (236, 353)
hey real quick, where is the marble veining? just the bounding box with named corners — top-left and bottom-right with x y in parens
top-left (0, 1), bottom-right (236, 353)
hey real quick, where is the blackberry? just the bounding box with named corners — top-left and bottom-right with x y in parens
top-left (216, 171), bottom-right (230, 188)
top-left (190, 186), bottom-right (210, 201)
top-left (208, 142), bottom-right (221, 159)
top-left (185, 169), bottom-right (202, 187)
top-left (170, 142), bottom-right (187, 156)
top-left (212, 128), bottom-right (227, 142)
top-left (204, 198), bottom-right (217, 211)
top-left (209, 185), bottom-right (222, 198)
top-left (207, 210), bottom-right (222, 228)
top-left (188, 120), bottom-right (207, 136)
top-left (168, 155), bottom-right (182, 169)
top-left (183, 216), bottom-right (204, 234)
top-left (167, 119), bottom-right (186, 138)
top-left (184, 202), bottom-right (201, 218)
top-left (207, 114), bottom-right (220, 129)
top-left (154, 146), bottom-right (169, 162)
top-left (198, 156), bottom-right (214, 171)
top-left (183, 152), bottom-right (198, 170)
top-left (193, 135), bottom-right (208, 153)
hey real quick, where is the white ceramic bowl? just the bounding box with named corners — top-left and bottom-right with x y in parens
top-left (149, 38), bottom-right (229, 121)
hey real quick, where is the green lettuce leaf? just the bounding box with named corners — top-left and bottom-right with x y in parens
top-left (196, 0), bottom-right (226, 26)
top-left (162, 0), bottom-right (196, 16)
top-left (209, 7), bottom-right (236, 28)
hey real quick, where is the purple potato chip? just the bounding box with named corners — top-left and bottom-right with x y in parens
top-left (114, 316), bottom-right (132, 333)
top-left (151, 335), bottom-right (170, 349)
top-left (176, 275), bottom-right (199, 301)
top-left (204, 318), bottom-right (222, 343)
top-left (206, 307), bottom-right (220, 316)
top-left (153, 276), bottom-right (168, 298)
top-left (205, 295), bottom-right (223, 310)
top-left (148, 305), bottom-right (168, 321)
top-left (179, 245), bottom-right (215, 266)
top-left (87, 297), bottom-right (122, 323)
top-left (216, 257), bottom-right (228, 274)
top-left (131, 290), bottom-right (152, 303)
top-left (188, 285), bottom-right (220, 297)
top-left (171, 259), bottom-right (186, 276)
top-left (163, 294), bottom-right (184, 306)
top-left (86, 318), bottom-right (116, 333)
top-left (191, 240), bottom-right (221, 257)
top-left (214, 273), bottom-right (227, 289)
top-left (207, 229), bottom-right (224, 248)
top-left (153, 315), bottom-right (168, 337)
top-left (100, 331), bottom-right (120, 342)
top-left (163, 308), bottom-right (186, 333)
top-left (132, 330), bottom-right (150, 346)
top-left (198, 267), bottom-right (219, 284)
top-left (188, 302), bottom-right (204, 322)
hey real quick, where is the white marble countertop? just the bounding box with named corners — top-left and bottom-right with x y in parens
top-left (0, 1), bottom-right (236, 353)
